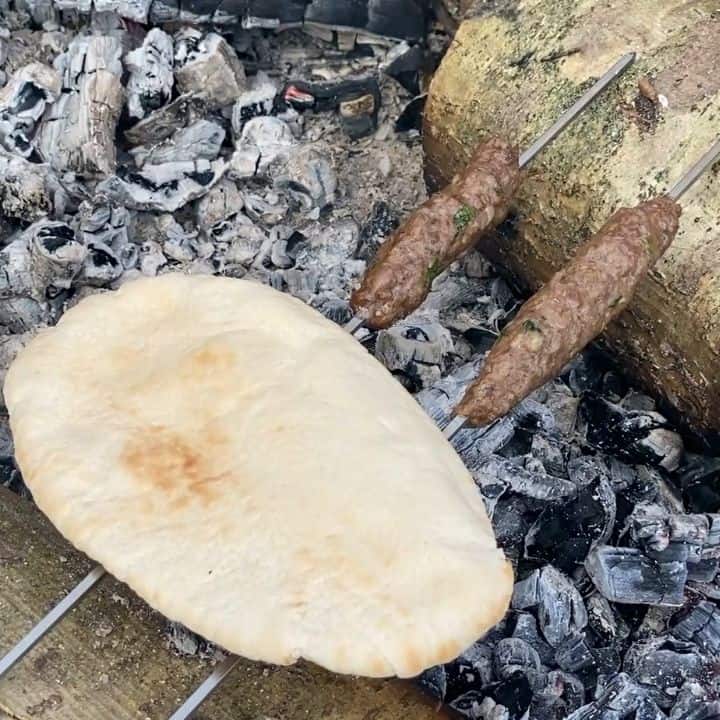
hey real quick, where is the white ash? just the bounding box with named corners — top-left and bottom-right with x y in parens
top-left (0, 62), bottom-right (60, 157)
top-left (196, 178), bottom-right (244, 227)
top-left (0, 150), bottom-right (56, 221)
top-left (174, 31), bottom-right (246, 110)
top-left (273, 144), bottom-right (337, 210)
top-left (37, 35), bottom-right (123, 176)
top-left (129, 119), bottom-right (225, 167)
top-left (124, 93), bottom-right (208, 147)
top-left (124, 28), bottom-right (174, 121)
top-left (98, 158), bottom-right (226, 212)
top-left (231, 71), bottom-right (278, 135)
top-left (235, 116), bottom-right (296, 172)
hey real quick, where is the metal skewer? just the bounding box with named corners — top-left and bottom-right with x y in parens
top-left (0, 564), bottom-right (105, 679)
top-left (668, 137), bottom-right (720, 201)
top-left (343, 52), bottom-right (636, 338)
top-left (168, 654), bottom-right (241, 720)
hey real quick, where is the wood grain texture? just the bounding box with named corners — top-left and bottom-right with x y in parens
top-left (0, 488), bottom-right (451, 720)
top-left (424, 0), bottom-right (720, 431)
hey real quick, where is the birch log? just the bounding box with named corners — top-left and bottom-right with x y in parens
top-left (424, 0), bottom-right (720, 431)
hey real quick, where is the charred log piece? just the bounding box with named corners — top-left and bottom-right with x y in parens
top-left (124, 28), bottom-right (174, 121)
top-left (124, 93), bottom-right (207, 147)
top-left (97, 158), bottom-right (226, 212)
top-left (129, 119), bottom-right (225, 167)
top-left (174, 31), bottom-right (246, 110)
top-left (37, 36), bottom-right (123, 177)
top-left (0, 62), bottom-right (60, 158)
top-left (0, 150), bottom-right (56, 222)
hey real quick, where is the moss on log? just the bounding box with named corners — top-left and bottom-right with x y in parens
top-left (424, 0), bottom-right (720, 431)
top-left (0, 488), bottom-right (451, 720)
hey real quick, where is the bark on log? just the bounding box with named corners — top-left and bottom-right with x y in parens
top-left (424, 0), bottom-right (720, 431)
top-left (0, 487), bottom-right (452, 720)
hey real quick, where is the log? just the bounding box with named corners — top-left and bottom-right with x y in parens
top-left (424, 0), bottom-right (720, 431)
top-left (0, 487), bottom-right (452, 720)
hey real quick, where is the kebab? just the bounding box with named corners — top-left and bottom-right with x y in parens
top-left (455, 136), bottom-right (720, 430)
top-left (345, 53), bottom-right (636, 335)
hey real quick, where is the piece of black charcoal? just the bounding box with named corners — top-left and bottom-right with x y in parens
top-left (580, 393), bottom-right (683, 471)
top-left (417, 664), bottom-right (446, 701)
top-left (448, 690), bottom-right (491, 719)
top-left (473, 455), bottom-right (577, 504)
top-left (586, 593), bottom-right (630, 645)
top-left (669, 682), bottom-right (707, 720)
top-left (672, 601), bottom-right (720, 656)
top-left (449, 640), bottom-right (495, 689)
top-left (625, 638), bottom-right (706, 708)
top-left (531, 670), bottom-right (586, 720)
top-left (585, 545), bottom-right (687, 606)
top-left (356, 201), bottom-right (399, 261)
top-left (493, 637), bottom-right (541, 681)
top-left (512, 612), bottom-right (555, 666)
top-left (512, 566), bottom-right (588, 648)
top-left (525, 475), bottom-right (616, 572)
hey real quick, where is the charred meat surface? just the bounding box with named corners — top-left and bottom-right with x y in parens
top-left (350, 137), bottom-right (520, 329)
top-left (456, 196), bottom-right (681, 426)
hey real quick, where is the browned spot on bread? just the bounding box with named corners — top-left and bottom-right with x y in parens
top-left (187, 342), bottom-right (236, 375)
top-left (121, 426), bottom-right (229, 507)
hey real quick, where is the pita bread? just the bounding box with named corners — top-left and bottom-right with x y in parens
top-left (3, 273), bottom-right (512, 678)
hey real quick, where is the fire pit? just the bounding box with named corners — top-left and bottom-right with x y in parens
top-left (1, 3), bottom-right (720, 720)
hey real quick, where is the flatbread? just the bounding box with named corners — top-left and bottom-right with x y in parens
top-left (3, 273), bottom-right (512, 678)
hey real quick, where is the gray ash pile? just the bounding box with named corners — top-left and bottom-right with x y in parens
top-left (1, 3), bottom-right (720, 720)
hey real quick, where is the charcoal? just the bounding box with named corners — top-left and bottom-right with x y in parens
top-left (525, 475), bottom-right (616, 572)
top-left (530, 434), bottom-right (566, 476)
top-left (375, 318), bottom-right (453, 372)
top-left (78, 240), bottom-right (122, 286)
top-left (417, 665), bottom-right (446, 701)
top-left (474, 455), bottom-right (577, 504)
top-left (530, 670), bottom-right (586, 720)
top-left (395, 93), bottom-right (425, 135)
top-left (0, 150), bottom-right (55, 222)
top-left (138, 239), bottom-right (167, 276)
top-left (129, 120), bottom-right (225, 167)
top-left (677, 455), bottom-right (720, 513)
top-left (304, 0), bottom-right (427, 41)
top-left (235, 116), bottom-right (295, 171)
top-left (567, 673), bottom-right (649, 719)
top-left (452, 640), bottom-right (495, 687)
top-left (196, 179), bottom-right (244, 227)
top-left (274, 144), bottom-right (337, 210)
top-left (219, 217), bottom-right (268, 268)
top-left (580, 394), bottom-right (683, 471)
top-left (672, 704), bottom-right (720, 720)
top-left (37, 36), bottom-right (123, 176)
top-left (609, 458), bottom-right (637, 493)
top-left (669, 683), bottom-right (707, 720)
top-left (381, 40), bottom-right (424, 94)
top-left (671, 601), bottom-right (720, 656)
top-left (567, 456), bottom-right (609, 488)
top-left (454, 419), bottom-right (517, 469)
top-left (511, 612), bottom-right (555, 665)
top-left (449, 690), bottom-right (494, 719)
top-left (174, 32), bottom-right (246, 110)
top-left (356, 200), bottom-right (399, 261)
top-left (511, 566), bottom-right (588, 648)
top-left (98, 159), bottom-right (226, 212)
top-left (555, 632), bottom-right (596, 673)
top-left (512, 397), bottom-right (557, 435)
top-left (231, 71), bottom-right (278, 133)
top-left (0, 62), bottom-right (60, 158)
top-left (586, 593), bottom-right (630, 645)
top-left (124, 28), bottom-right (174, 120)
top-left (493, 637), bottom-right (541, 681)
top-left (586, 545), bottom-right (687, 606)
top-left (124, 93), bottom-right (208, 147)
top-left (625, 638), bottom-right (705, 708)
top-left (243, 192), bottom-right (288, 226)
top-left (491, 673), bottom-right (533, 718)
